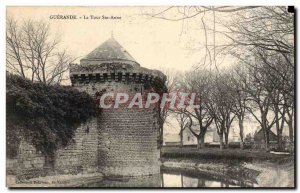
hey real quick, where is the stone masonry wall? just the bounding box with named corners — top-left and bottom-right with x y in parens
top-left (7, 140), bottom-right (46, 180)
top-left (74, 80), bottom-right (161, 176)
top-left (98, 108), bottom-right (160, 176)
top-left (7, 118), bottom-right (99, 180)
top-left (55, 117), bottom-right (98, 174)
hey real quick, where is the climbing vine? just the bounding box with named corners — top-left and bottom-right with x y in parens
top-left (6, 74), bottom-right (96, 158)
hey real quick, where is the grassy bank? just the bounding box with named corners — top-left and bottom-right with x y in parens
top-left (161, 146), bottom-right (294, 163)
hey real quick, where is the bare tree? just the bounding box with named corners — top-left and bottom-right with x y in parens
top-left (231, 65), bottom-right (249, 149)
top-left (208, 72), bottom-right (236, 149)
top-left (157, 68), bottom-right (178, 148)
top-left (145, 6), bottom-right (295, 150)
top-left (6, 17), bottom-right (75, 84)
top-left (263, 53), bottom-right (293, 150)
top-left (143, 6), bottom-right (259, 22)
top-left (143, 6), bottom-right (261, 71)
top-left (177, 69), bottom-right (214, 149)
top-left (6, 18), bottom-right (25, 78)
top-left (238, 52), bottom-right (277, 150)
top-left (224, 7), bottom-right (294, 63)
top-left (224, 7), bottom-right (294, 150)
top-left (174, 110), bottom-right (190, 147)
top-left (285, 96), bottom-right (294, 151)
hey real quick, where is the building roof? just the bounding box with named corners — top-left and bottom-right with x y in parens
top-left (71, 36), bottom-right (167, 84)
top-left (254, 128), bottom-right (277, 142)
top-left (81, 37), bottom-right (139, 66)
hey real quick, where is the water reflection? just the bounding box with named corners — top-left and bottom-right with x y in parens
top-left (161, 167), bottom-right (258, 188)
top-left (161, 173), bottom-right (255, 187)
top-left (82, 167), bottom-right (258, 188)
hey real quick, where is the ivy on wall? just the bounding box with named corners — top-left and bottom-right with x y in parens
top-left (6, 74), bottom-right (96, 158)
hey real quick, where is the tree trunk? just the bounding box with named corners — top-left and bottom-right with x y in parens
top-left (261, 115), bottom-right (270, 151)
top-left (288, 120), bottom-right (293, 144)
top-left (198, 179), bottom-right (205, 187)
top-left (277, 130), bottom-right (283, 150)
top-left (264, 128), bottom-right (270, 151)
top-left (180, 130), bottom-right (183, 147)
top-left (161, 126), bottom-right (164, 147)
top-left (159, 125), bottom-right (164, 158)
top-left (288, 120), bottom-right (294, 152)
top-left (240, 141), bottom-right (244, 149)
top-left (161, 173), bottom-right (164, 187)
top-left (196, 135), bottom-right (205, 149)
top-left (196, 137), bottom-right (200, 149)
top-left (238, 118), bottom-right (244, 149)
top-left (274, 106), bottom-right (282, 150)
top-left (181, 174), bottom-right (183, 187)
top-left (219, 133), bottom-right (224, 150)
top-left (224, 133), bottom-right (229, 149)
top-left (199, 135), bottom-right (205, 148)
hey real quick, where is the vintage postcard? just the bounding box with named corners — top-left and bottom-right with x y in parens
top-left (6, 6), bottom-right (295, 188)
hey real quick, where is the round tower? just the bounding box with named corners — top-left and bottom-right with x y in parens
top-left (70, 37), bottom-right (166, 176)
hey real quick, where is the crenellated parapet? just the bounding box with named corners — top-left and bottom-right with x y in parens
top-left (69, 62), bottom-right (166, 85)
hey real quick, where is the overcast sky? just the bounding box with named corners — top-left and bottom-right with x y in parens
top-left (7, 6), bottom-right (215, 72)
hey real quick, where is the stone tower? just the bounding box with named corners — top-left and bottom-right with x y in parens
top-left (70, 37), bottom-right (166, 176)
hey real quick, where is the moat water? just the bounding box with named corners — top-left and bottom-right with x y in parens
top-left (82, 167), bottom-right (258, 188)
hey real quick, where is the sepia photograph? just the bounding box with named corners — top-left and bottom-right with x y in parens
top-left (5, 6), bottom-right (295, 188)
